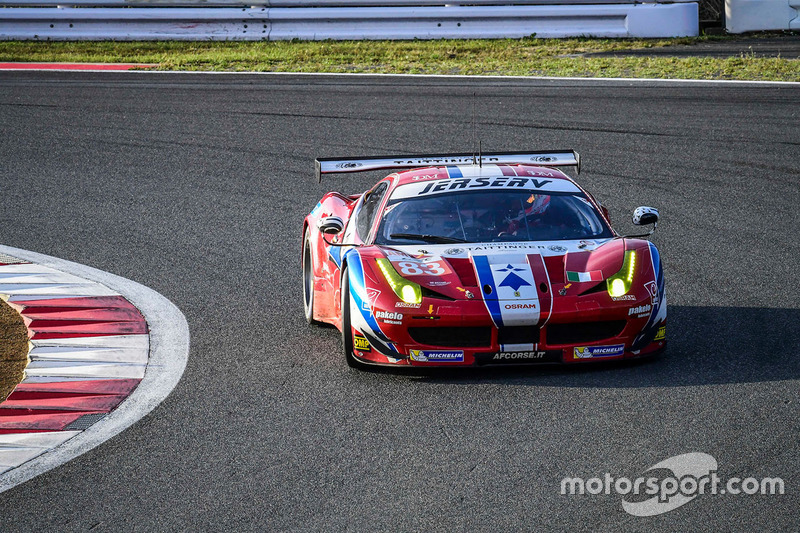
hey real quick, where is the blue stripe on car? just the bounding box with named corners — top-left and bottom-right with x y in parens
top-left (471, 255), bottom-right (504, 328)
top-left (631, 242), bottom-right (666, 350)
top-left (446, 166), bottom-right (463, 179)
top-left (345, 250), bottom-right (395, 349)
top-left (328, 245), bottom-right (343, 268)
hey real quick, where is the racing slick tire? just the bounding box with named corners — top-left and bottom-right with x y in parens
top-left (341, 266), bottom-right (368, 369)
top-left (302, 228), bottom-right (322, 326)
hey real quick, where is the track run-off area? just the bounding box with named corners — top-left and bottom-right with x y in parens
top-left (0, 71), bottom-right (798, 531)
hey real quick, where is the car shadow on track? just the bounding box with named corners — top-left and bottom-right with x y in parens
top-left (364, 305), bottom-right (800, 388)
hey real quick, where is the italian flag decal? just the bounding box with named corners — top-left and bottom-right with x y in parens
top-left (566, 270), bottom-right (603, 283)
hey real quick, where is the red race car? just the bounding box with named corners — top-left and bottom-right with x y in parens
top-left (302, 151), bottom-right (665, 368)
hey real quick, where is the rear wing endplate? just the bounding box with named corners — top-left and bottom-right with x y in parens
top-left (314, 150), bottom-right (580, 182)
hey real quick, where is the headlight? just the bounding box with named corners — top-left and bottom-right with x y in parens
top-left (376, 258), bottom-right (422, 304)
top-left (606, 250), bottom-right (636, 297)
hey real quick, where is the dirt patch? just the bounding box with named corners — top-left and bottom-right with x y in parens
top-left (0, 298), bottom-right (30, 403)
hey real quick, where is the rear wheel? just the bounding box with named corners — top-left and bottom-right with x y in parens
top-left (340, 266), bottom-right (367, 369)
top-left (302, 229), bottom-right (321, 325)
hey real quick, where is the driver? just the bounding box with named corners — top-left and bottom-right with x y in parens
top-left (504, 193), bottom-right (551, 235)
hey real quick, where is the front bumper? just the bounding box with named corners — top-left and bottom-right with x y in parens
top-left (351, 298), bottom-right (666, 367)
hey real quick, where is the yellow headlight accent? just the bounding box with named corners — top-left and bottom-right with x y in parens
top-left (609, 278), bottom-right (627, 297)
top-left (606, 250), bottom-right (637, 298)
top-left (401, 285), bottom-right (418, 303)
top-left (626, 250), bottom-right (636, 282)
top-left (376, 258), bottom-right (422, 304)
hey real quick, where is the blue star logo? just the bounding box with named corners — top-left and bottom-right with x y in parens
top-left (499, 272), bottom-right (531, 292)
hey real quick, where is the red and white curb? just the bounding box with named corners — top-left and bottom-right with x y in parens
top-left (0, 245), bottom-right (189, 493)
top-left (0, 62), bottom-right (157, 71)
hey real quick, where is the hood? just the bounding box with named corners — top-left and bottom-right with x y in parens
top-left (358, 238), bottom-right (632, 328)
top-left (371, 238), bottom-right (625, 296)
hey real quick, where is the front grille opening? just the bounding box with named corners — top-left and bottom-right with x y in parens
top-left (498, 326), bottom-right (540, 345)
top-left (421, 287), bottom-right (456, 301)
top-left (545, 320), bottom-right (626, 345)
top-left (408, 326), bottom-right (491, 348)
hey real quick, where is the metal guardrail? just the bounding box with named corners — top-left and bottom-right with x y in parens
top-left (0, 0), bottom-right (692, 5)
top-left (0, 3), bottom-right (700, 40)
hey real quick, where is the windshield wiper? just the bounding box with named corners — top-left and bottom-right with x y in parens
top-left (390, 233), bottom-right (467, 244)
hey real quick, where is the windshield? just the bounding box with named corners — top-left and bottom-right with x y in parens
top-left (375, 189), bottom-right (613, 245)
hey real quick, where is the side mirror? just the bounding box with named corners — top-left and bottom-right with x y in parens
top-left (318, 215), bottom-right (344, 235)
top-left (632, 206), bottom-right (659, 226)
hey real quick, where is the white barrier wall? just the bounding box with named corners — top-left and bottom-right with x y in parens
top-left (0, 2), bottom-right (699, 40)
top-left (726, 0), bottom-right (799, 32)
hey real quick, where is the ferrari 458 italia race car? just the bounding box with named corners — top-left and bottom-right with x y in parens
top-left (302, 151), bottom-right (665, 368)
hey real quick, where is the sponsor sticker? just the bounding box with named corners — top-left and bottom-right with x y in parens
top-left (409, 349), bottom-right (464, 362)
top-left (628, 304), bottom-right (652, 316)
top-left (475, 350), bottom-right (561, 364)
top-left (415, 177), bottom-right (555, 196)
top-left (504, 303), bottom-right (537, 310)
top-left (494, 351), bottom-right (547, 361)
top-left (644, 281), bottom-right (659, 305)
top-left (395, 302), bottom-right (422, 309)
top-left (654, 325), bottom-right (666, 341)
top-left (361, 288), bottom-right (381, 311)
top-left (354, 335), bottom-right (371, 352)
top-left (392, 175), bottom-right (581, 200)
top-left (611, 294), bottom-right (637, 302)
top-left (573, 344), bottom-right (625, 359)
top-left (336, 162), bottom-right (363, 169)
top-left (375, 310), bottom-right (403, 324)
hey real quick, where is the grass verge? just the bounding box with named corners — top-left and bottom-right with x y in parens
top-left (0, 299), bottom-right (29, 404)
top-left (1, 36), bottom-right (799, 81)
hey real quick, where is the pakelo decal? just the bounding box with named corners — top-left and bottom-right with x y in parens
top-left (375, 310), bottom-right (403, 324)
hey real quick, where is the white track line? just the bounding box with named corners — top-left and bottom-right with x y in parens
top-left (0, 245), bottom-right (190, 494)
top-left (1, 68), bottom-right (798, 86)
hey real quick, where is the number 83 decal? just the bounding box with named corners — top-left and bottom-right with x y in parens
top-left (392, 260), bottom-right (451, 276)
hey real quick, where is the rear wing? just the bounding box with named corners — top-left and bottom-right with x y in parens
top-left (314, 150), bottom-right (580, 183)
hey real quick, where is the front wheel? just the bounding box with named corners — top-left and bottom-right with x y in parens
top-left (340, 266), bottom-right (367, 369)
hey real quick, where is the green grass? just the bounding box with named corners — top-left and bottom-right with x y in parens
top-left (0, 298), bottom-right (29, 404)
top-left (1, 36), bottom-right (799, 81)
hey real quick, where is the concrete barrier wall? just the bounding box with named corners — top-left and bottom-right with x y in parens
top-left (726, 0), bottom-right (799, 33)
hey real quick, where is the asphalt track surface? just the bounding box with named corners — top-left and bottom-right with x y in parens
top-left (0, 71), bottom-right (798, 531)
